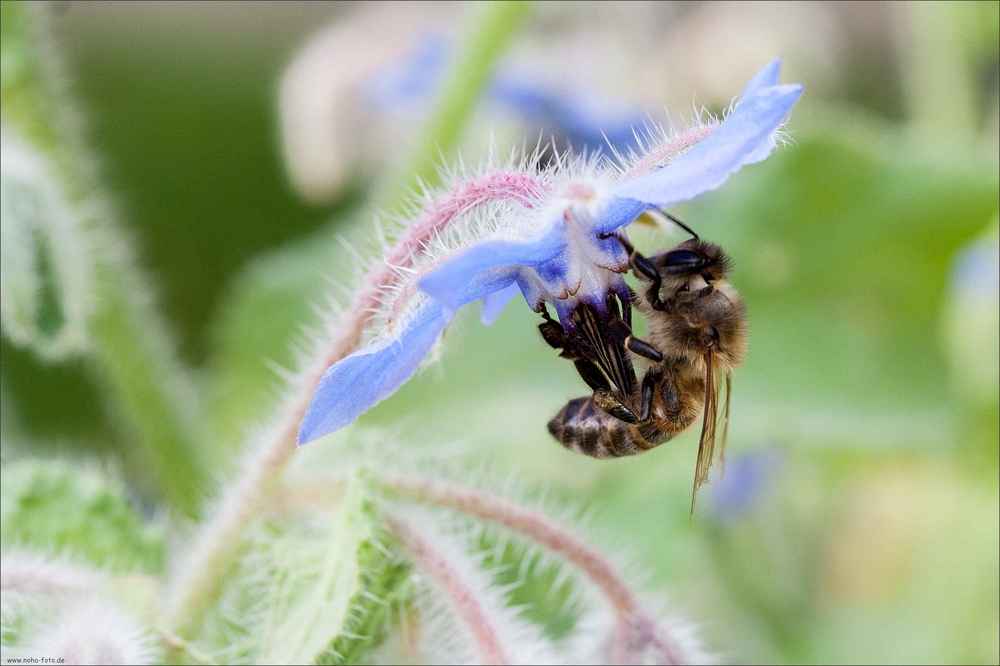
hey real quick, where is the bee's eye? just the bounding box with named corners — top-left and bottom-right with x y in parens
top-left (663, 249), bottom-right (704, 269)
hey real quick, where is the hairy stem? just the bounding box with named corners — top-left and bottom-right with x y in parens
top-left (166, 169), bottom-right (545, 634)
top-left (379, 475), bottom-right (686, 665)
top-left (165, 5), bottom-right (533, 634)
top-left (2, 1), bottom-right (208, 515)
top-left (0, 550), bottom-right (104, 594)
top-left (385, 514), bottom-right (510, 665)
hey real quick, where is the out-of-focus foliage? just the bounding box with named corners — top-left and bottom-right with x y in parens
top-left (192, 471), bottom-right (410, 665)
top-left (2, 2), bottom-right (997, 665)
top-left (1, 0), bottom-right (209, 517)
top-left (0, 130), bottom-right (92, 360)
top-left (0, 459), bottom-right (165, 574)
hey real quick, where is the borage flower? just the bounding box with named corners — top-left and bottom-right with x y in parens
top-left (298, 58), bottom-right (802, 445)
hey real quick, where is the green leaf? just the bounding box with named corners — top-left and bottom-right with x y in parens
top-left (256, 469), bottom-right (404, 665)
top-left (0, 459), bottom-right (165, 574)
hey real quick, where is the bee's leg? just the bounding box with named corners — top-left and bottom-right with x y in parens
top-left (539, 310), bottom-right (582, 357)
top-left (627, 336), bottom-right (664, 362)
top-left (608, 319), bottom-right (664, 363)
top-left (574, 360), bottom-right (612, 392)
top-left (539, 313), bottom-right (612, 392)
top-left (608, 234), bottom-right (667, 311)
top-left (639, 371), bottom-right (658, 422)
top-left (593, 389), bottom-right (640, 424)
top-left (605, 288), bottom-right (631, 328)
top-left (538, 318), bottom-right (566, 351)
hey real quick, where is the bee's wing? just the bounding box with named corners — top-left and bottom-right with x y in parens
top-left (690, 348), bottom-right (722, 517)
top-left (573, 305), bottom-right (637, 397)
top-left (717, 373), bottom-right (732, 473)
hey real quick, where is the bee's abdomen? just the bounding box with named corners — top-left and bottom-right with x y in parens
top-left (548, 396), bottom-right (649, 458)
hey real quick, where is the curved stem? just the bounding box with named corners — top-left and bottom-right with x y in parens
top-left (165, 172), bottom-right (546, 637)
top-left (377, 475), bottom-right (686, 665)
top-left (4, 0), bottom-right (208, 517)
top-left (385, 514), bottom-right (510, 665)
top-left (280, 473), bottom-right (694, 663)
top-left (165, 27), bottom-right (538, 636)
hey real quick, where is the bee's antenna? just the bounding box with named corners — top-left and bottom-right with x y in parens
top-left (659, 210), bottom-right (699, 240)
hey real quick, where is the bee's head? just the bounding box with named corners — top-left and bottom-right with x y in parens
top-left (646, 239), bottom-right (747, 372)
top-left (650, 239), bottom-right (732, 298)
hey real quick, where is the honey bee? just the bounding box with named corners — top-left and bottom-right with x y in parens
top-left (540, 218), bottom-right (748, 513)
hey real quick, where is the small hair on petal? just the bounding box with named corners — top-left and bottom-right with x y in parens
top-left (417, 219), bottom-right (568, 312)
top-left (609, 83), bottom-right (803, 209)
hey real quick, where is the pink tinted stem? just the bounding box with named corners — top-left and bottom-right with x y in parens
top-left (166, 171), bottom-right (545, 634)
top-left (381, 476), bottom-right (685, 664)
top-left (386, 514), bottom-right (510, 665)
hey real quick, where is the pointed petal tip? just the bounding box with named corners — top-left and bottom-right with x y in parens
top-left (741, 57), bottom-right (784, 98)
top-left (294, 301), bottom-right (450, 444)
top-left (772, 82), bottom-right (805, 106)
top-left (296, 412), bottom-right (325, 447)
top-left (608, 74), bottom-right (803, 210)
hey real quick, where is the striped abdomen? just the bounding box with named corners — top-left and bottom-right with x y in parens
top-left (547, 370), bottom-right (704, 459)
top-left (547, 396), bottom-right (661, 458)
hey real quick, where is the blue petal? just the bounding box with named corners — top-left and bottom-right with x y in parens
top-left (609, 83), bottom-right (802, 209)
top-left (480, 281), bottom-right (521, 325)
top-left (739, 58), bottom-right (789, 165)
top-left (297, 301), bottom-right (448, 445)
top-left (593, 196), bottom-right (650, 235)
top-left (740, 57), bottom-right (782, 98)
top-left (419, 219), bottom-right (567, 312)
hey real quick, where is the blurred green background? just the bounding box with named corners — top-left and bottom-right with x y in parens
top-left (2, 2), bottom-right (998, 663)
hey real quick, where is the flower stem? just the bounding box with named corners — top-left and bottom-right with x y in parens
top-left (156, 627), bottom-right (218, 666)
top-left (2, 1), bottom-right (208, 516)
top-left (385, 514), bottom-right (510, 665)
top-left (378, 475), bottom-right (686, 665)
top-left (87, 267), bottom-right (209, 516)
top-left (164, 3), bottom-right (532, 635)
top-left (380, 0), bottom-right (534, 210)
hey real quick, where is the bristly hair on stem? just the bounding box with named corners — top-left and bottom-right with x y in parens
top-left (163, 1), bottom-right (537, 636)
top-left (377, 475), bottom-right (704, 665)
top-left (277, 466), bottom-right (710, 665)
top-left (385, 513), bottom-right (513, 665)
